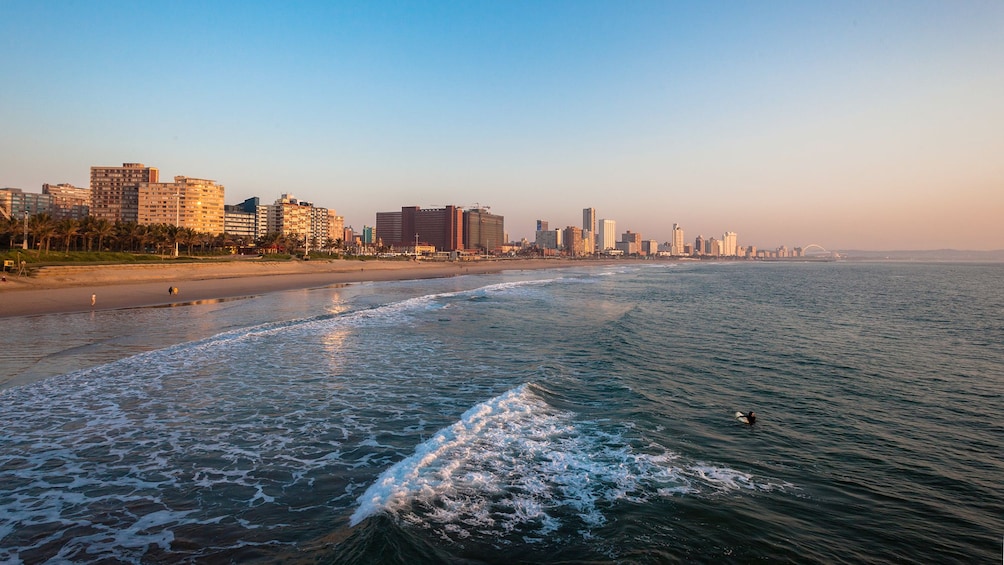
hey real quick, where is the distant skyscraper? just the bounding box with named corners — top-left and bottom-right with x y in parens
top-left (464, 207), bottom-right (505, 252)
top-left (376, 211), bottom-right (403, 247)
top-left (598, 219), bottom-right (616, 252)
top-left (328, 210), bottom-right (345, 245)
top-left (562, 226), bottom-right (585, 256)
top-left (695, 235), bottom-right (705, 256)
top-left (617, 230), bottom-right (642, 255)
top-left (376, 206), bottom-right (463, 251)
top-left (536, 219), bottom-right (548, 232)
top-left (536, 229), bottom-right (559, 251)
top-left (672, 223), bottom-right (685, 256)
top-left (583, 208), bottom-right (596, 253)
top-left (90, 163), bottom-right (159, 223)
top-left (582, 208), bottom-right (596, 233)
top-left (723, 231), bottom-right (738, 256)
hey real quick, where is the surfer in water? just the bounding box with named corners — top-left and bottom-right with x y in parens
top-left (745, 411), bottom-right (756, 425)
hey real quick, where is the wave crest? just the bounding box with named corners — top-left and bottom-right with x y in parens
top-left (350, 384), bottom-right (783, 542)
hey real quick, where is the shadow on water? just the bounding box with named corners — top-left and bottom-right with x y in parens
top-left (146, 295), bottom-right (256, 309)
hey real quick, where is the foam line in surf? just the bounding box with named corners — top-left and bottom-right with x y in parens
top-left (349, 384), bottom-right (790, 542)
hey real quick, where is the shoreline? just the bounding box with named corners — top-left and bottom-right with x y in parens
top-left (0, 258), bottom-right (588, 318)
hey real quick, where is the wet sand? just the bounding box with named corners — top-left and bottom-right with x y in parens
top-left (0, 258), bottom-right (583, 318)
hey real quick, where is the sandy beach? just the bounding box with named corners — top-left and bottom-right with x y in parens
top-left (0, 257), bottom-right (584, 318)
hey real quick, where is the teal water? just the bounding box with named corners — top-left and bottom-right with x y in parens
top-left (1, 261), bottom-right (1001, 563)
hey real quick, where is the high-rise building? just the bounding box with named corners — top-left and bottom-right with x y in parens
top-left (0, 188), bottom-right (51, 219)
top-left (464, 207), bottom-right (505, 253)
top-left (90, 163), bottom-right (159, 223)
top-left (375, 211), bottom-right (403, 247)
top-left (239, 197), bottom-right (270, 240)
top-left (598, 219), bottom-right (616, 253)
top-left (709, 237), bottom-right (720, 256)
top-left (266, 194), bottom-right (312, 246)
top-left (308, 206), bottom-right (332, 248)
top-left (582, 208), bottom-right (596, 253)
top-left (695, 235), bottom-right (705, 256)
top-left (411, 205), bottom-right (463, 252)
top-left (535, 220), bottom-right (552, 249)
top-left (672, 223), bottom-right (685, 256)
top-left (43, 183), bottom-right (90, 220)
top-left (137, 176), bottom-right (225, 235)
top-left (377, 206), bottom-right (463, 252)
top-left (361, 225), bottom-right (375, 245)
top-left (562, 226), bottom-right (585, 256)
top-left (224, 204), bottom-right (256, 241)
top-left (617, 230), bottom-right (643, 255)
top-left (328, 210), bottom-right (344, 245)
top-left (224, 197), bottom-right (268, 241)
top-left (536, 228), bottom-right (559, 251)
top-left (722, 231), bottom-right (738, 256)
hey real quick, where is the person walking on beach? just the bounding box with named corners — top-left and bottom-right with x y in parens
top-left (91, 293), bottom-right (96, 306)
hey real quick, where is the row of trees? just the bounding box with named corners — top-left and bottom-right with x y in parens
top-left (0, 214), bottom-right (345, 256)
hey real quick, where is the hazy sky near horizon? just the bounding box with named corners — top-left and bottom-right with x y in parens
top-left (2, 1), bottom-right (1002, 250)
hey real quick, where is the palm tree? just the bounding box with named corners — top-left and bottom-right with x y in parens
top-left (182, 228), bottom-right (199, 255)
top-left (217, 232), bottom-right (237, 254)
top-left (166, 225), bottom-right (181, 256)
top-left (147, 224), bottom-right (170, 254)
top-left (31, 214), bottom-right (58, 254)
top-left (198, 231), bottom-right (212, 254)
top-left (78, 217), bottom-right (93, 251)
top-left (92, 219), bottom-right (114, 252)
top-left (116, 222), bottom-right (140, 252)
top-left (139, 224), bottom-right (159, 253)
top-left (287, 233), bottom-right (305, 255)
top-left (56, 218), bottom-right (80, 252)
top-left (1, 216), bottom-right (16, 248)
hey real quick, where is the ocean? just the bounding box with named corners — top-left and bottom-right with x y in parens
top-left (1, 261), bottom-right (1001, 563)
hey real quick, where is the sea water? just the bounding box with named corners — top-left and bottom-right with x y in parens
top-left (1, 261), bottom-right (1001, 563)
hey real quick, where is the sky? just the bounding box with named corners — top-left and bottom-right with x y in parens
top-left (1, 1), bottom-right (1002, 250)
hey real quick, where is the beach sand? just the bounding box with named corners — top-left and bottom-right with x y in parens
top-left (0, 257), bottom-right (584, 318)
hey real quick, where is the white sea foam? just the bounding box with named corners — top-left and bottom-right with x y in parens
top-left (349, 384), bottom-right (781, 542)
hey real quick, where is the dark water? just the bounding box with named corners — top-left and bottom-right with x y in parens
top-left (1, 261), bottom-right (1001, 563)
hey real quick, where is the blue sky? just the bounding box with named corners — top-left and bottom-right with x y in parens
top-left (2, 0), bottom-right (1002, 250)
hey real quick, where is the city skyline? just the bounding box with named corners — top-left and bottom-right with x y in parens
top-left (2, 170), bottom-right (805, 254)
top-left (2, 2), bottom-right (1002, 250)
